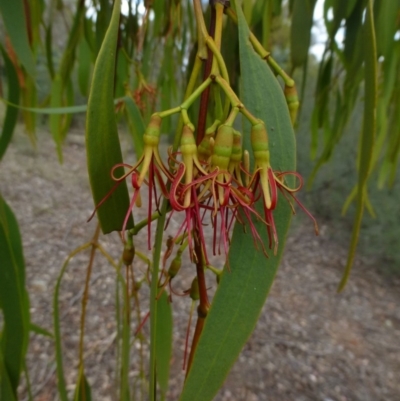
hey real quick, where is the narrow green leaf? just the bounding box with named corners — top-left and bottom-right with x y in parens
top-left (290, 0), bottom-right (315, 68)
top-left (0, 195), bottom-right (30, 398)
top-left (86, 0), bottom-right (134, 234)
top-left (124, 96), bottom-right (145, 158)
top-left (0, 0), bottom-right (36, 77)
top-left (0, 95), bottom-right (130, 115)
top-left (115, 48), bottom-right (130, 98)
top-left (74, 369), bottom-right (92, 401)
top-left (30, 323), bottom-right (54, 338)
top-left (120, 275), bottom-right (130, 401)
top-left (0, 359), bottom-right (17, 401)
top-left (53, 245), bottom-right (84, 401)
top-left (0, 46), bottom-right (20, 161)
top-left (49, 75), bottom-right (64, 161)
top-left (45, 24), bottom-right (55, 79)
top-left (180, 3), bottom-right (295, 400)
top-left (338, 0), bottom-right (377, 291)
top-left (374, 0), bottom-right (400, 58)
top-left (78, 37), bottom-right (92, 97)
top-left (155, 292), bottom-right (173, 399)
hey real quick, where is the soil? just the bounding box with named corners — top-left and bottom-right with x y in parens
top-left (2, 123), bottom-right (400, 401)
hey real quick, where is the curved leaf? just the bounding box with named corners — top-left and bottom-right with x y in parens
top-left (290, 0), bottom-right (315, 68)
top-left (85, 0), bottom-right (134, 234)
top-left (0, 46), bottom-right (20, 161)
top-left (124, 96), bottom-right (145, 158)
top-left (180, 3), bottom-right (295, 400)
top-left (156, 292), bottom-right (173, 399)
top-left (0, 0), bottom-right (36, 78)
top-left (338, 0), bottom-right (377, 291)
top-left (0, 195), bottom-right (30, 398)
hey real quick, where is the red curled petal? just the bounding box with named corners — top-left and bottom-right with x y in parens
top-left (170, 163), bottom-right (186, 212)
top-left (274, 170), bottom-right (304, 193)
top-left (268, 167), bottom-right (278, 210)
top-left (131, 172), bottom-right (141, 189)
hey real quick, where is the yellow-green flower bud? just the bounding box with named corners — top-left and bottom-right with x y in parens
top-left (180, 124), bottom-right (197, 159)
top-left (189, 276), bottom-right (199, 301)
top-left (143, 114), bottom-right (162, 147)
top-left (251, 121), bottom-right (270, 166)
top-left (212, 124), bottom-right (234, 171)
top-left (284, 85), bottom-right (299, 125)
top-left (122, 242), bottom-right (135, 266)
top-left (197, 120), bottom-right (220, 162)
top-left (168, 254), bottom-right (182, 279)
top-left (230, 129), bottom-right (242, 164)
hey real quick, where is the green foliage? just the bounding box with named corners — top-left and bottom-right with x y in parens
top-left (0, 0), bottom-right (399, 400)
top-left (0, 196), bottom-right (30, 399)
top-left (86, 0), bottom-right (134, 234)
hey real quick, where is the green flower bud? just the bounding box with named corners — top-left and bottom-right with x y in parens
top-left (189, 276), bottom-right (199, 301)
top-left (168, 254), bottom-right (182, 279)
top-left (212, 124), bottom-right (234, 171)
top-left (284, 84), bottom-right (299, 125)
top-left (251, 121), bottom-right (270, 165)
top-left (143, 114), bottom-right (162, 147)
top-left (230, 129), bottom-right (242, 164)
top-left (122, 242), bottom-right (135, 266)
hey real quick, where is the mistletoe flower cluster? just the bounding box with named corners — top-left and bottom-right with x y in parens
top-left (94, 108), bottom-right (318, 267)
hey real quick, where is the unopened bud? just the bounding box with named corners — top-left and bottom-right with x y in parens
top-left (284, 84), bottom-right (299, 125)
top-left (251, 121), bottom-right (270, 165)
top-left (211, 124), bottom-right (234, 171)
top-left (230, 130), bottom-right (242, 163)
top-left (189, 276), bottom-right (199, 301)
top-left (168, 254), bottom-right (182, 279)
top-left (143, 114), bottom-right (162, 146)
top-left (122, 242), bottom-right (135, 266)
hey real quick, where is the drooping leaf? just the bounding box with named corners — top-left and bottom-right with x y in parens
top-left (53, 243), bottom-right (92, 401)
top-left (78, 36), bottom-right (92, 97)
top-left (155, 291), bottom-right (173, 400)
top-left (0, 0), bottom-right (36, 78)
top-left (180, 3), bottom-right (295, 400)
top-left (30, 323), bottom-right (54, 338)
top-left (0, 46), bottom-right (20, 161)
top-left (49, 75), bottom-right (65, 161)
top-left (86, 0), bottom-right (134, 234)
top-left (124, 96), bottom-right (145, 158)
top-left (338, 0), bottom-right (377, 291)
top-left (290, 0), bottom-right (315, 69)
top-left (0, 195), bottom-right (30, 398)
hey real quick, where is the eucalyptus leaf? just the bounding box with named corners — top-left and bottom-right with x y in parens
top-left (156, 292), bottom-right (173, 399)
top-left (0, 0), bottom-right (36, 78)
top-left (0, 46), bottom-right (20, 161)
top-left (338, 0), bottom-right (377, 291)
top-left (0, 195), bottom-right (30, 398)
top-left (86, 0), bottom-right (134, 234)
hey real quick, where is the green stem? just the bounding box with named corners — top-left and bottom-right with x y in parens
top-left (225, 7), bottom-right (295, 87)
top-left (130, 212), bottom-right (161, 235)
top-left (181, 77), bottom-right (212, 110)
top-left (149, 200), bottom-right (168, 401)
top-left (173, 55), bottom-right (203, 151)
top-left (210, 3), bottom-right (224, 76)
top-left (214, 75), bottom-right (240, 105)
top-left (206, 37), bottom-right (230, 85)
top-left (157, 106), bottom-right (181, 119)
top-left (193, 0), bottom-right (208, 59)
top-left (225, 106), bottom-right (239, 126)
